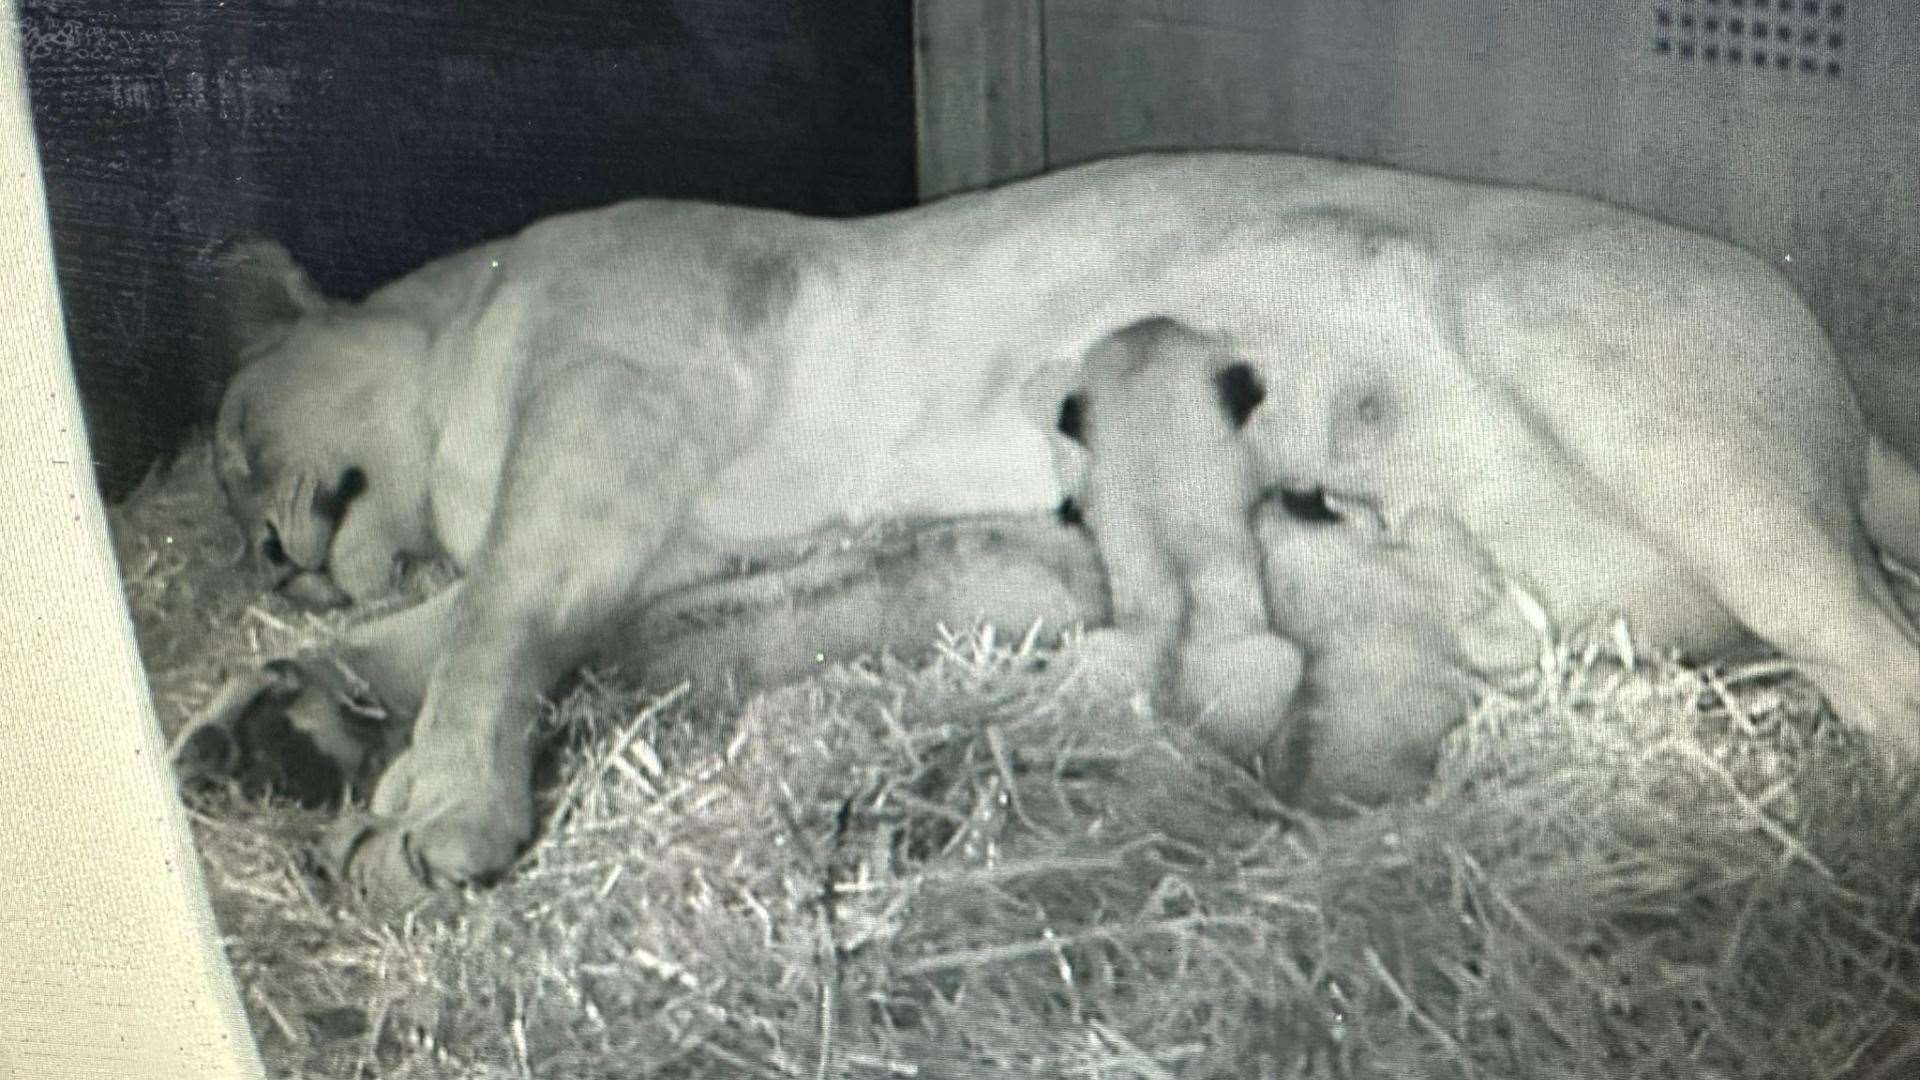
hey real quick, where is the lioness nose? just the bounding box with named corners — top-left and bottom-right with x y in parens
top-left (279, 569), bottom-right (352, 610)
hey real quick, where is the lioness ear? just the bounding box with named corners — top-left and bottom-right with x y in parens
top-left (211, 379), bottom-right (254, 497)
top-left (212, 238), bottom-right (328, 364)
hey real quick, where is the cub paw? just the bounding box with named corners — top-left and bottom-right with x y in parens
top-left (1176, 632), bottom-right (1306, 764)
top-left (1070, 627), bottom-right (1168, 699)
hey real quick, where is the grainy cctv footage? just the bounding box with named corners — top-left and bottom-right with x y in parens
top-left (29, 1), bottom-right (1920, 1076)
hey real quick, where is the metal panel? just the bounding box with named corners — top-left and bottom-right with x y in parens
top-left (914, 0), bottom-right (1048, 199)
top-left (917, 0), bottom-right (1920, 455)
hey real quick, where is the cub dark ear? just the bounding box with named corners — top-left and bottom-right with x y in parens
top-left (1056, 392), bottom-right (1087, 445)
top-left (210, 238), bottom-right (328, 365)
top-left (1212, 362), bottom-right (1265, 430)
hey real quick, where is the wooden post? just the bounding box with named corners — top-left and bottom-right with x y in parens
top-left (913, 0), bottom-right (1048, 200)
top-left (0, 1), bottom-right (264, 1073)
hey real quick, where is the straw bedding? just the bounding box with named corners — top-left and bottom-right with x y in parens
top-left (109, 440), bottom-right (1920, 1079)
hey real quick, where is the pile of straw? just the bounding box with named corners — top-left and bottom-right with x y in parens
top-left (111, 442), bottom-right (1920, 1079)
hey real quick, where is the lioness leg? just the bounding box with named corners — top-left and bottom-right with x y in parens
top-left (1864, 435), bottom-right (1920, 571)
top-left (1674, 500), bottom-right (1920, 758)
top-left (1563, 414), bottom-right (1920, 756)
top-left (1549, 372), bottom-right (1920, 756)
top-left (1477, 238), bottom-right (1920, 760)
top-left (338, 362), bottom-right (728, 902)
top-left (332, 584), bottom-right (464, 719)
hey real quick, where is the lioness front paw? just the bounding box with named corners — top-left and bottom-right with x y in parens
top-left (323, 749), bottom-right (533, 909)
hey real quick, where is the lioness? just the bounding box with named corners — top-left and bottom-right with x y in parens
top-left (185, 316), bottom-right (1523, 822)
top-left (205, 151), bottom-right (1920, 901)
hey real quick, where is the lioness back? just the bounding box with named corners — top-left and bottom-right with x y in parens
top-left (224, 150), bottom-right (1852, 652)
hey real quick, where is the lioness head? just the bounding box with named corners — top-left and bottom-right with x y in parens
top-left (209, 240), bottom-right (425, 607)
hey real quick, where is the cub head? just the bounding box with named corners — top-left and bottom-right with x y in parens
top-left (208, 239), bottom-right (414, 608)
top-left (1048, 316), bottom-right (1269, 521)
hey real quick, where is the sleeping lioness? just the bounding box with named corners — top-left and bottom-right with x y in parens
top-left (186, 316), bottom-right (1524, 824)
top-left (200, 150), bottom-right (1920, 903)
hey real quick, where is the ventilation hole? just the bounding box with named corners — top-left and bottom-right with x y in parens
top-left (1827, 59), bottom-right (1842, 76)
top-left (1652, 1), bottom-right (1842, 76)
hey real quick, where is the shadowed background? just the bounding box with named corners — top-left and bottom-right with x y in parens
top-left (23, 0), bottom-right (1920, 496)
top-left (917, 0), bottom-right (1920, 466)
top-left (21, 0), bottom-right (915, 500)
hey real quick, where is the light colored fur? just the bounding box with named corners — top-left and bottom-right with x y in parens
top-left (1066, 319), bottom-right (1309, 766)
top-left (204, 151), bottom-right (1920, 903)
top-left (1064, 319), bottom-right (1541, 807)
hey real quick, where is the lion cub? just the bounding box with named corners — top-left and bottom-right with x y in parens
top-left (1254, 503), bottom-right (1535, 807)
top-left (1065, 317), bottom-right (1310, 766)
top-left (1064, 317), bottom-right (1533, 807)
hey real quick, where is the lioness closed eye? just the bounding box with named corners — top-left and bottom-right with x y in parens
top-left (198, 150), bottom-right (1920, 905)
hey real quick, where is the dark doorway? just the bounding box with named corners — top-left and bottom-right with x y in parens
top-left (22, 0), bottom-right (916, 499)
